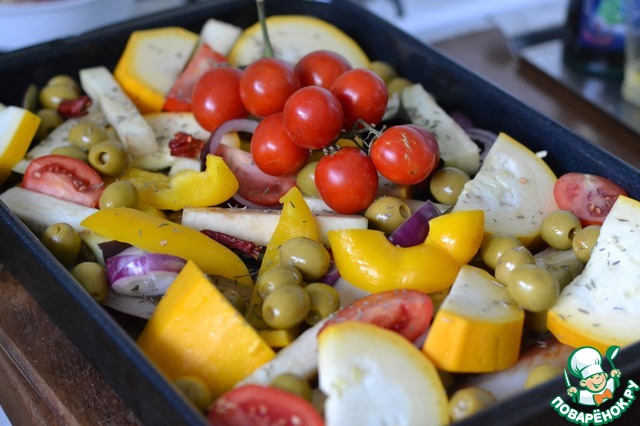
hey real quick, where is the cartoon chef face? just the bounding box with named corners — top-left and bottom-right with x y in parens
top-left (569, 346), bottom-right (608, 393)
top-left (581, 372), bottom-right (609, 392)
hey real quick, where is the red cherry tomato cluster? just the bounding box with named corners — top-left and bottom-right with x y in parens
top-left (191, 50), bottom-right (442, 214)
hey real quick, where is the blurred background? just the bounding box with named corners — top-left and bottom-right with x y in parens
top-left (0, 0), bottom-right (570, 51)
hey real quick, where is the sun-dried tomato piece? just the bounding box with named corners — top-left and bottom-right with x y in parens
top-left (169, 132), bottom-right (206, 159)
top-left (58, 95), bottom-right (92, 118)
top-left (200, 229), bottom-right (262, 259)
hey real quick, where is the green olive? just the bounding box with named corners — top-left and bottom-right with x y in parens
top-left (295, 161), bottom-right (319, 198)
top-left (387, 77), bottom-right (412, 97)
top-left (38, 84), bottom-right (78, 109)
top-left (429, 167), bottom-right (470, 205)
top-left (41, 222), bottom-right (82, 267)
top-left (480, 232), bottom-right (523, 270)
top-left (99, 180), bottom-right (139, 210)
top-left (68, 120), bottom-right (109, 151)
top-left (35, 108), bottom-right (64, 141)
top-left (524, 363), bottom-right (562, 390)
top-left (262, 284), bottom-right (310, 329)
top-left (572, 225), bottom-right (601, 263)
top-left (174, 376), bottom-right (213, 411)
top-left (506, 264), bottom-right (560, 312)
top-left (46, 75), bottom-right (80, 94)
top-left (88, 140), bottom-right (129, 176)
top-left (22, 84), bottom-right (39, 112)
top-left (50, 145), bottom-right (88, 162)
top-left (525, 310), bottom-right (548, 333)
top-left (304, 282), bottom-right (340, 325)
top-left (256, 264), bottom-right (303, 299)
top-left (369, 60), bottom-right (397, 85)
top-left (540, 210), bottom-right (582, 250)
top-left (448, 387), bottom-right (497, 422)
top-left (270, 373), bottom-right (313, 401)
top-left (364, 196), bottom-right (411, 235)
top-left (494, 245), bottom-right (535, 284)
top-left (221, 288), bottom-right (247, 314)
top-left (279, 237), bottom-right (330, 282)
top-left (71, 261), bottom-right (109, 303)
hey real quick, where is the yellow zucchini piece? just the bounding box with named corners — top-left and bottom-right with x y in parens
top-left (114, 27), bottom-right (199, 114)
top-left (423, 265), bottom-right (524, 373)
top-left (0, 106), bottom-right (40, 184)
top-left (137, 261), bottom-right (275, 398)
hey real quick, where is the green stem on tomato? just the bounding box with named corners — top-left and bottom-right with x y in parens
top-left (256, 0), bottom-right (274, 58)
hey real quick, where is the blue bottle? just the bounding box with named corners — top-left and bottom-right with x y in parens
top-left (563, 0), bottom-right (626, 79)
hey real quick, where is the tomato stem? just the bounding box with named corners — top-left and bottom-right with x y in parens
top-left (255, 0), bottom-right (274, 58)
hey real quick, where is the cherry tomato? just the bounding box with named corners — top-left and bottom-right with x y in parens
top-left (330, 67), bottom-right (388, 130)
top-left (315, 146), bottom-right (378, 214)
top-left (239, 57), bottom-right (300, 118)
top-left (208, 384), bottom-right (323, 426)
top-left (294, 49), bottom-right (352, 89)
top-left (283, 86), bottom-right (343, 150)
top-left (22, 155), bottom-right (104, 207)
top-left (406, 124), bottom-right (440, 165)
top-left (192, 66), bottom-right (247, 132)
top-left (320, 289), bottom-right (434, 342)
top-left (251, 112), bottom-right (310, 176)
top-left (163, 44), bottom-right (228, 112)
top-left (553, 172), bottom-right (627, 226)
top-left (216, 144), bottom-right (296, 207)
top-left (369, 125), bottom-right (439, 185)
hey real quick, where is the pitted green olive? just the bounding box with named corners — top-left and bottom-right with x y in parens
top-left (364, 196), bottom-right (411, 235)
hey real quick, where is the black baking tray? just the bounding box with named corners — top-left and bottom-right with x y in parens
top-left (1, 0), bottom-right (640, 424)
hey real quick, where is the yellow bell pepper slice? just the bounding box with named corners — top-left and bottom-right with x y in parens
top-left (137, 261), bottom-right (275, 399)
top-left (245, 186), bottom-right (319, 329)
top-left (328, 210), bottom-right (484, 294)
top-left (258, 186), bottom-right (319, 276)
top-left (119, 154), bottom-right (239, 211)
top-left (80, 207), bottom-right (252, 286)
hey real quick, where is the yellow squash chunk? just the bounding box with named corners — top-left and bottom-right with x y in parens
top-left (423, 265), bottom-right (524, 373)
top-left (114, 27), bottom-right (199, 114)
top-left (453, 132), bottom-right (558, 247)
top-left (137, 261), bottom-right (275, 398)
top-left (318, 321), bottom-right (449, 426)
top-left (0, 106), bottom-right (41, 185)
top-left (548, 195), bottom-right (640, 353)
top-left (80, 207), bottom-right (252, 286)
top-left (228, 15), bottom-right (370, 68)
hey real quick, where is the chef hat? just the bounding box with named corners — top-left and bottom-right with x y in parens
top-left (569, 347), bottom-right (604, 380)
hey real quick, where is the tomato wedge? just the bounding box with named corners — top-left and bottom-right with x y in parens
top-left (553, 172), bottom-right (627, 226)
top-left (320, 289), bottom-right (434, 343)
top-left (22, 155), bottom-right (104, 207)
top-left (163, 44), bottom-right (228, 112)
top-left (208, 384), bottom-right (324, 426)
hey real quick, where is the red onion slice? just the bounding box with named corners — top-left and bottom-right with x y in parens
top-left (464, 127), bottom-right (498, 162)
top-left (203, 118), bottom-right (260, 163)
top-left (388, 200), bottom-right (442, 247)
top-left (106, 250), bottom-right (186, 297)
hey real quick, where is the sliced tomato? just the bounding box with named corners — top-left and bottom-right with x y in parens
top-left (553, 172), bottom-right (627, 226)
top-left (163, 44), bottom-right (228, 112)
top-left (22, 155), bottom-right (104, 207)
top-left (216, 144), bottom-right (295, 207)
top-left (208, 384), bottom-right (324, 426)
top-left (320, 289), bottom-right (433, 343)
